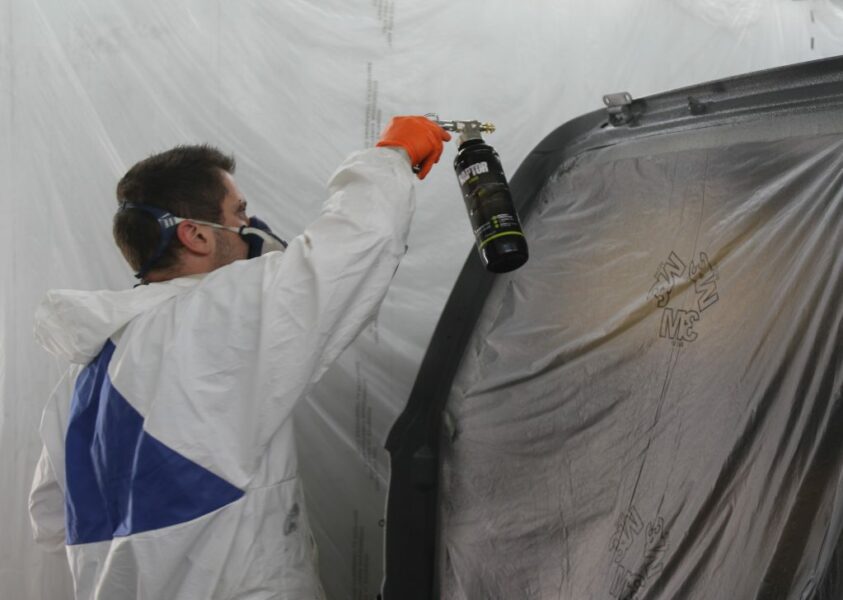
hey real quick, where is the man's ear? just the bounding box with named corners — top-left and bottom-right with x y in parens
top-left (175, 221), bottom-right (214, 256)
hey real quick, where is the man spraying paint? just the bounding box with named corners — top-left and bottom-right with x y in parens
top-left (28, 116), bottom-right (450, 600)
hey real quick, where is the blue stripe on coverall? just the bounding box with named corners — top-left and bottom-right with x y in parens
top-left (64, 340), bottom-right (244, 545)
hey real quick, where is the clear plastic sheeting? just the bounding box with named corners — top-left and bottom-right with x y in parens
top-left (439, 127), bottom-right (843, 597)
top-left (1, 1), bottom-right (842, 599)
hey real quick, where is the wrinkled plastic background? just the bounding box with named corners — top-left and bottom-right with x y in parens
top-left (1, 1), bottom-right (842, 598)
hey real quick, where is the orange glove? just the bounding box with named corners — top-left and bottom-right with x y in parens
top-left (376, 116), bottom-right (452, 180)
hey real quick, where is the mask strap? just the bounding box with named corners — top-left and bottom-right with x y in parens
top-left (187, 219), bottom-right (242, 235)
top-left (120, 203), bottom-right (185, 280)
top-left (119, 204), bottom-right (285, 279)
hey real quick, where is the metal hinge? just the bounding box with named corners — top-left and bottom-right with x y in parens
top-left (603, 91), bottom-right (646, 126)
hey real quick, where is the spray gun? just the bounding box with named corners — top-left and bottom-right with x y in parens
top-left (427, 117), bottom-right (496, 137)
top-left (425, 114), bottom-right (529, 273)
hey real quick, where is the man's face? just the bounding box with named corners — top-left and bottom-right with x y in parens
top-left (211, 171), bottom-right (250, 267)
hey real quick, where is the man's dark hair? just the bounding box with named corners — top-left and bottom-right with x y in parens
top-left (113, 144), bottom-right (236, 274)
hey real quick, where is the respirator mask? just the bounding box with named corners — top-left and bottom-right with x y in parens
top-left (120, 203), bottom-right (287, 280)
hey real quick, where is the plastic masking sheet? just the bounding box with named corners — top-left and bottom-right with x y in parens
top-left (1, 1), bottom-right (842, 598)
top-left (441, 131), bottom-right (843, 598)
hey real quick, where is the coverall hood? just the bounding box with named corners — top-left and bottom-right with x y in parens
top-left (34, 276), bottom-right (203, 364)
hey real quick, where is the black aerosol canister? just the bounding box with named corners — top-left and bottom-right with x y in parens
top-left (437, 118), bottom-right (528, 273)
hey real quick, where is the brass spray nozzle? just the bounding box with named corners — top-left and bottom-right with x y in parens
top-left (424, 114), bottom-right (496, 135)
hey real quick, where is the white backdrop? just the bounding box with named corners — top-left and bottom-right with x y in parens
top-left (1, 1), bottom-right (841, 598)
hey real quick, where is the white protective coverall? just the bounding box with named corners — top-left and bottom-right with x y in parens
top-left (29, 147), bottom-right (415, 599)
